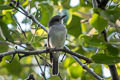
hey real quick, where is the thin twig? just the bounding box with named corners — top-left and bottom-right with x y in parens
top-left (60, 52), bottom-right (66, 62)
top-left (39, 56), bottom-right (52, 67)
top-left (5, 54), bottom-right (15, 63)
top-left (12, 14), bottom-right (27, 39)
top-left (58, 73), bottom-right (63, 80)
top-left (18, 5), bottom-right (48, 33)
top-left (34, 55), bottom-right (47, 80)
top-left (10, 0), bottom-right (48, 33)
top-left (9, 2), bottom-right (27, 16)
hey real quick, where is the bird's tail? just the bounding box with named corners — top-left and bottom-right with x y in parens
top-left (50, 52), bottom-right (53, 62)
top-left (52, 53), bottom-right (59, 75)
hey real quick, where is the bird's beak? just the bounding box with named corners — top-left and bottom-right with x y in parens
top-left (60, 15), bottom-right (67, 20)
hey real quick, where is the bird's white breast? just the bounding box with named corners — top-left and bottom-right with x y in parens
top-left (48, 24), bottom-right (67, 49)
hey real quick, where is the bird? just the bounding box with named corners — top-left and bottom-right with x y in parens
top-left (48, 15), bottom-right (67, 75)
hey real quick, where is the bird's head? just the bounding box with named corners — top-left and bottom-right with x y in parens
top-left (48, 15), bottom-right (66, 27)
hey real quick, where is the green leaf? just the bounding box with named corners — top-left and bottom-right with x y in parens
top-left (79, 34), bottom-right (106, 48)
top-left (91, 64), bottom-right (102, 75)
top-left (22, 0), bottom-right (29, 6)
top-left (6, 60), bottom-right (22, 76)
top-left (80, 0), bottom-right (87, 7)
top-left (100, 7), bottom-right (120, 23)
top-left (75, 46), bottom-right (86, 55)
top-left (79, 0), bottom-right (92, 7)
top-left (0, 0), bottom-right (4, 4)
top-left (0, 43), bottom-right (8, 53)
top-left (66, 15), bottom-right (82, 37)
top-left (2, 12), bottom-right (13, 24)
top-left (26, 31), bottom-right (33, 41)
top-left (0, 21), bottom-right (14, 42)
top-left (64, 57), bottom-right (75, 68)
top-left (81, 72), bottom-right (96, 80)
top-left (106, 44), bottom-right (119, 56)
top-left (89, 13), bottom-right (108, 32)
top-left (67, 62), bottom-right (83, 79)
top-left (92, 54), bottom-right (120, 65)
top-left (0, 36), bottom-right (9, 54)
top-left (52, 0), bottom-right (58, 5)
top-left (0, 5), bottom-right (12, 10)
top-left (1, 56), bottom-right (22, 76)
top-left (39, 3), bottom-right (53, 26)
top-left (32, 36), bottom-right (44, 48)
top-left (48, 76), bottom-right (60, 80)
top-left (62, 0), bottom-right (71, 9)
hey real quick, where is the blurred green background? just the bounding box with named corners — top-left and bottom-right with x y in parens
top-left (0, 0), bottom-right (120, 80)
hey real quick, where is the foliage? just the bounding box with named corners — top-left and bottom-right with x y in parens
top-left (0, 0), bottom-right (120, 80)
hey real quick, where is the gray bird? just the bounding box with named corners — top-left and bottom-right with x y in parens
top-left (48, 15), bottom-right (67, 75)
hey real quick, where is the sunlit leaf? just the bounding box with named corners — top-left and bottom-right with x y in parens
top-left (22, 0), bottom-right (29, 6)
top-left (2, 12), bottom-right (13, 24)
top-left (89, 13), bottom-right (108, 32)
top-left (81, 23), bottom-right (87, 33)
top-left (67, 62), bottom-right (83, 79)
top-left (22, 56), bottom-right (32, 64)
top-left (64, 57), bottom-right (75, 68)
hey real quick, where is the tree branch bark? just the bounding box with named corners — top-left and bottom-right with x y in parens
top-left (72, 55), bottom-right (104, 80)
top-left (0, 48), bottom-right (92, 63)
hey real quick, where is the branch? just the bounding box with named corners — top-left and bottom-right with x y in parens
top-left (58, 73), bottom-right (63, 80)
top-left (12, 14), bottom-right (27, 39)
top-left (34, 55), bottom-right (47, 80)
top-left (72, 55), bottom-right (104, 80)
top-left (8, 0), bottom-right (92, 63)
top-left (0, 48), bottom-right (92, 63)
top-left (8, 1), bottom-right (95, 79)
top-left (18, 5), bottom-right (48, 33)
top-left (9, 0), bottom-right (48, 33)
